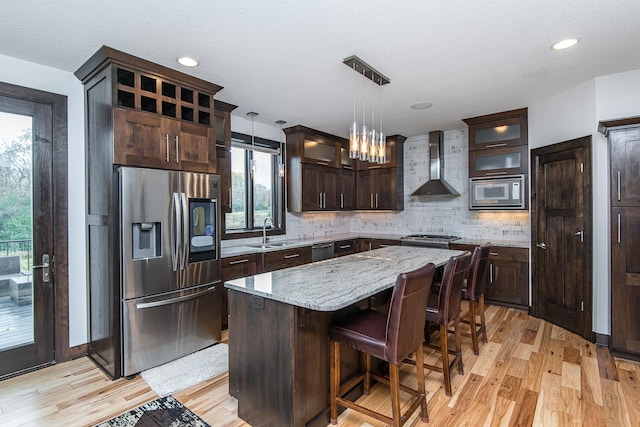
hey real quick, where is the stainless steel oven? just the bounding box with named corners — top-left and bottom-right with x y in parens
top-left (470, 174), bottom-right (525, 210)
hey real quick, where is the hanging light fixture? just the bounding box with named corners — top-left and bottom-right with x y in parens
top-left (349, 63), bottom-right (359, 159)
top-left (247, 111), bottom-right (258, 179)
top-left (369, 75), bottom-right (378, 163)
top-left (276, 119), bottom-right (286, 177)
top-left (377, 76), bottom-right (386, 164)
top-left (343, 56), bottom-right (390, 164)
top-left (359, 67), bottom-right (369, 162)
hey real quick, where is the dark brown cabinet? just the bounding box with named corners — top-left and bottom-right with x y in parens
top-left (451, 243), bottom-right (529, 310)
top-left (355, 168), bottom-right (398, 210)
top-left (76, 47), bottom-right (222, 173)
top-left (214, 100), bottom-right (237, 213)
top-left (338, 169), bottom-right (356, 210)
top-left (354, 238), bottom-right (401, 252)
top-left (601, 117), bottom-right (640, 359)
top-left (355, 135), bottom-right (405, 210)
top-left (113, 108), bottom-right (216, 173)
top-left (262, 246), bottom-right (313, 272)
top-left (463, 108), bottom-right (528, 178)
top-left (221, 254), bottom-right (259, 329)
top-left (285, 126), bottom-right (404, 212)
top-left (301, 164), bottom-right (338, 211)
top-left (334, 239), bottom-right (356, 257)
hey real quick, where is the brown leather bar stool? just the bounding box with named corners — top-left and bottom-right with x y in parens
top-left (460, 243), bottom-right (491, 355)
top-left (329, 262), bottom-right (436, 427)
top-left (422, 251), bottom-right (471, 397)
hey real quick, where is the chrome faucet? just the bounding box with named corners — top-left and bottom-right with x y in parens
top-left (263, 217), bottom-right (273, 245)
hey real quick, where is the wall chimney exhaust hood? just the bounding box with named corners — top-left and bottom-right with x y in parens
top-left (410, 131), bottom-right (460, 197)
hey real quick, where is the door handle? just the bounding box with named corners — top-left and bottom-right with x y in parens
top-left (180, 192), bottom-right (188, 271)
top-left (536, 242), bottom-right (546, 250)
top-left (175, 135), bottom-right (179, 163)
top-left (33, 253), bottom-right (50, 283)
top-left (575, 231), bottom-right (584, 242)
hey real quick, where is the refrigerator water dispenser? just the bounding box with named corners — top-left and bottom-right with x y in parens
top-left (132, 222), bottom-right (161, 259)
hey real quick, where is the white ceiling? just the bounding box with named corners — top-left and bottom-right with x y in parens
top-left (1, 0), bottom-right (639, 138)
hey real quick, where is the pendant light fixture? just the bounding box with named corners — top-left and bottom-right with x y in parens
top-left (349, 62), bottom-right (359, 159)
top-left (247, 111), bottom-right (258, 179)
top-left (359, 67), bottom-right (369, 162)
top-left (276, 119), bottom-right (286, 177)
top-left (377, 76), bottom-right (386, 164)
top-left (343, 56), bottom-right (390, 163)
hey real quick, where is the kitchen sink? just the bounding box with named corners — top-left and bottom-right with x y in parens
top-left (245, 241), bottom-right (299, 250)
top-left (269, 241), bottom-right (298, 247)
top-left (246, 243), bottom-right (275, 249)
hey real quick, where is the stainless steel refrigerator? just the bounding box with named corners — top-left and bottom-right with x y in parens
top-left (118, 166), bottom-right (222, 377)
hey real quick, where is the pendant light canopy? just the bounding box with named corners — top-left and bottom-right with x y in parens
top-left (343, 55), bottom-right (389, 164)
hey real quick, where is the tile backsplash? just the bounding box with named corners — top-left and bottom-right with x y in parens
top-left (223, 129), bottom-right (530, 248)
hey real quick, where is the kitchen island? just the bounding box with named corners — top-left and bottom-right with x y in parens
top-left (225, 246), bottom-right (462, 427)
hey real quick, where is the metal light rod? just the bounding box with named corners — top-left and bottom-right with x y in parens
top-left (343, 55), bottom-right (390, 85)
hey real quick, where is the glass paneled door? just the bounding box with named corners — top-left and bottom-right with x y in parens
top-left (0, 95), bottom-right (55, 377)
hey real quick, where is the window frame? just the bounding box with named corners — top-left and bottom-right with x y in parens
top-left (222, 131), bottom-right (286, 240)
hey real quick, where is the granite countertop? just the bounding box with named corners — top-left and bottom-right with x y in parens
top-left (221, 232), bottom-right (406, 258)
top-left (225, 246), bottom-right (463, 311)
top-left (454, 238), bottom-right (529, 249)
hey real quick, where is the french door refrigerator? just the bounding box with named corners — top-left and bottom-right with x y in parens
top-left (118, 166), bottom-right (222, 377)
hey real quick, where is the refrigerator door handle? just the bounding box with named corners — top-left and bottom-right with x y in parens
top-left (180, 192), bottom-right (188, 271)
top-left (171, 192), bottom-right (180, 271)
top-left (135, 283), bottom-right (219, 309)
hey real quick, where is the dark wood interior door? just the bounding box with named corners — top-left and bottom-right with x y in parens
top-left (531, 136), bottom-right (592, 339)
top-left (0, 94), bottom-right (55, 377)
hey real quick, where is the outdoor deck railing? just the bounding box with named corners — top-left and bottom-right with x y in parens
top-left (0, 239), bottom-right (31, 270)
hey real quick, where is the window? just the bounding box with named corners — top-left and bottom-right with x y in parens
top-left (224, 132), bottom-right (285, 239)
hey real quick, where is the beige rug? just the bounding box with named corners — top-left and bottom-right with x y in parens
top-left (140, 343), bottom-right (228, 397)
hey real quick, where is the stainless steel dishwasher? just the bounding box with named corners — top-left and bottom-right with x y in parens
top-left (311, 242), bottom-right (334, 261)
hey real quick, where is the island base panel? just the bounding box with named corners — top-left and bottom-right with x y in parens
top-left (228, 289), bottom-right (366, 427)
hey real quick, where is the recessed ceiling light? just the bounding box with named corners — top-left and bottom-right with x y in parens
top-left (410, 102), bottom-right (433, 110)
top-left (551, 38), bottom-right (580, 50)
top-left (177, 56), bottom-right (199, 67)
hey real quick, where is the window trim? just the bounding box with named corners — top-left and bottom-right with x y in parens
top-left (222, 131), bottom-right (286, 240)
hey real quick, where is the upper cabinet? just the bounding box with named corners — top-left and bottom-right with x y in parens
top-left (214, 100), bottom-right (238, 213)
top-left (463, 108), bottom-right (528, 177)
top-left (284, 126), bottom-right (404, 212)
top-left (284, 126), bottom-right (348, 212)
top-left (75, 45), bottom-right (223, 174)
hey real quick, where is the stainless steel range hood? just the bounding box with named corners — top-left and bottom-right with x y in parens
top-left (410, 130), bottom-right (460, 197)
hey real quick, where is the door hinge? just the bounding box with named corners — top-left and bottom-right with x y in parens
top-left (581, 301), bottom-right (584, 312)
top-left (51, 255), bottom-right (55, 275)
top-left (580, 162), bottom-right (584, 173)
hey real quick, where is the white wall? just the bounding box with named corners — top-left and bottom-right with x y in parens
top-left (0, 54), bottom-right (87, 347)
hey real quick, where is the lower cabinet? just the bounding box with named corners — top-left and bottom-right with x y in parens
top-left (611, 207), bottom-right (640, 358)
top-left (334, 239), bottom-right (356, 257)
top-left (221, 254), bottom-right (258, 329)
top-left (262, 246), bottom-right (312, 272)
top-left (451, 243), bottom-right (529, 310)
top-left (354, 238), bottom-right (401, 252)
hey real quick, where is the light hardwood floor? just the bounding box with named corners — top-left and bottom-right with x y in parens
top-left (1, 304), bottom-right (639, 426)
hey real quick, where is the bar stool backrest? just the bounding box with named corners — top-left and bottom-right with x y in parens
top-left (385, 262), bottom-right (436, 364)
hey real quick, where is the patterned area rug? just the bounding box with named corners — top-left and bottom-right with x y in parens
top-left (141, 343), bottom-right (228, 397)
top-left (96, 396), bottom-right (209, 427)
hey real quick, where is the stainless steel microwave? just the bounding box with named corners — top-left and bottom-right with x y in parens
top-left (470, 174), bottom-right (526, 210)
